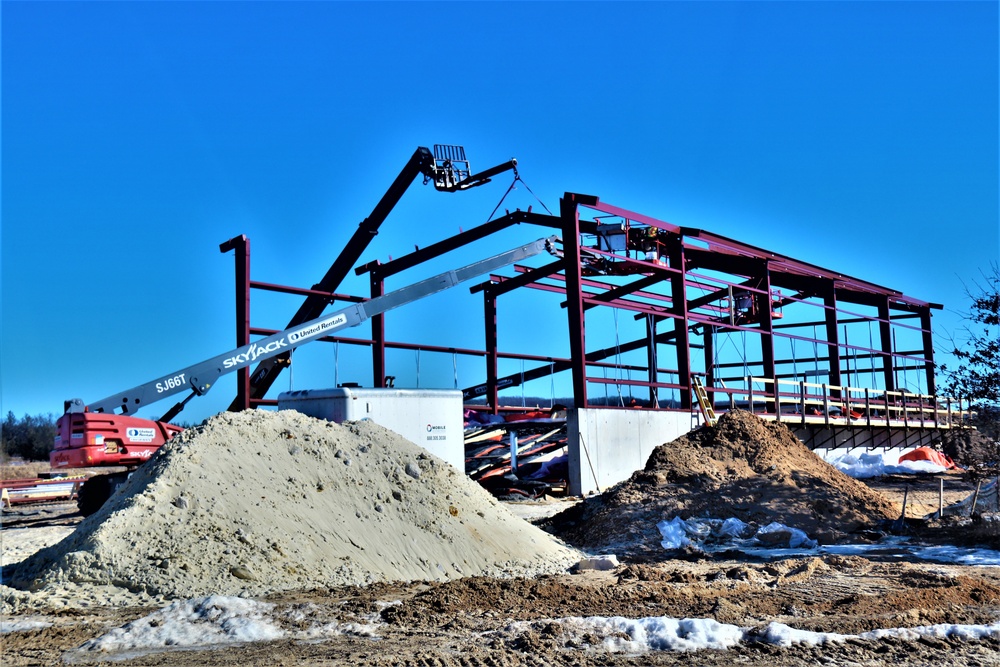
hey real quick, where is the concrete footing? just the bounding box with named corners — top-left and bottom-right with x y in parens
top-left (565, 407), bottom-right (955, 497)
top-left (568, 408), bottom-right (699, 496)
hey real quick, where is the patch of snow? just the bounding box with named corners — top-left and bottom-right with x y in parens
top-left (760, 622), bottom-right (849, 647)
top-left (510, 615), bottom-right (1000, 653)
top-left (64, 594), bottom-right (395, 661)
top-left (820, 451), bottom-right (947, 479)
top-left (861, 622), bottom-right (1000, 642)
top-left (908, 544), bottom-right (1000, 567)
top-left (575, 555), bottom-right (620, 571)
top-left (655, 517), bottom-right (1000, 565)
top-left (0, 619), bottom-right (53, 634)
top-left (72, 596), bottom-right (283, 659)
top-left (657, 517), bottom-right (814, 551)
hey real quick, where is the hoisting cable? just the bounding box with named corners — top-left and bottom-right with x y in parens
top-left (484, 166), bottom-right (554, 223)
top-left (516, 171), bottom-right (554, 215)
top-left (521, 359), bottom-right (526, 407)
top-left (613, 310), bottom-right (621, 400)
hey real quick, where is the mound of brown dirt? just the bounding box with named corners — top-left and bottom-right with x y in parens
top-left (545, 410), bottom-right (898, 559)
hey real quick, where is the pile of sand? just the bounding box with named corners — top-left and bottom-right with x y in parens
top-left (545, 410), bottom-right (899, 559)
top-left (3, 410), bottom-right (580, 610)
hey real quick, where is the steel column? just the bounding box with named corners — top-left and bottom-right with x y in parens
top-left (370, 272), bottom-right (386, 387)
top-left (219, 235), bottom-right (251, 411)
top-left (666, 235), bottom-right (692, 409)
top-left (877, 298), bottom-right (896, 393)
top-left (561, 194), bottom-right (590, 407)
top-left (484, 290), bottom-right (499, 413)
top-left (759, 267), bottom-right (776, 410)
top-left (920, 307), bottom-right (936, 396)
top-left (823, 286), bottom-right (842, 398)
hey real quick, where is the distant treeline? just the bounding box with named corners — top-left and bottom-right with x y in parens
top-left (2, 412), bottom-right (57, 462)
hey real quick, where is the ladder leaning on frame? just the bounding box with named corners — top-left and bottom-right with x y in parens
top-left (691, 374), bottom-right (718, 426)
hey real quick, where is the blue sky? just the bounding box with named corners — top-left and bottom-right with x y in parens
top-left (2, 1), bottom-right (997, 423)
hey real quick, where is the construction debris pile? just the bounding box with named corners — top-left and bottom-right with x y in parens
top-left (544, 410), bottom-right (899, 560)
top-left (464, 408), bottom-right (569, 498)
top-left (3, 410), bottom-right (580, 610)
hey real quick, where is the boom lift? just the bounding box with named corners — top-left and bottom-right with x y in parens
top-left (232, 145), bottom-right (517, 412)
top-left (54, 235), bottom-right (556, 514)
top-left (52, 144), bottom-right (538, 516)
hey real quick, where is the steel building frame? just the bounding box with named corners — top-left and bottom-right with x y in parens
top-left (225, 192), bottom-right (946, 424)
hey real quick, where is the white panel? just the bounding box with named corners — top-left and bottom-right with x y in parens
top-left (277, 388), bottom-right (464, 470)
top-left (569, 409), bottom-right (695, 496)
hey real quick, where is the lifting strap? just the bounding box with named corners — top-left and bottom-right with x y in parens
top-left (691, 375), bottom-right (718, 427)
top-left (484, 166), bottom-right (554, 223)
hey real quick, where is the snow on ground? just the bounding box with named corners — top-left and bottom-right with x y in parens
top-left (0, 618), bottom-right (53, 633)
top-left (657, 517), bottom-right (816, 551)
top-left (47, 591), bottom-right (1000, 662)
top-left (653, 516), bottom-right (1000, 565)
top-left (62, 594), bottom-right (384, 662)
top-left (76, 596), bottom-right (283, 655)
top-left (820, 451), bottom-right (948, 478)
top-left (505, 615), bottom-right (1000, 654)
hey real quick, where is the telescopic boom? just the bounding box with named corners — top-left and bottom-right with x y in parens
top-left (65, 236), bottom-right (556, 420)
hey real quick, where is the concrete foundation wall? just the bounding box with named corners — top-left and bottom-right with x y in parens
top-left (568, 408), bottom-right (699, 496)
top-left (566, 408), bottom-right (951, 497)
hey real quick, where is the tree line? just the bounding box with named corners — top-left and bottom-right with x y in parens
top-left (2, 412), bottom-right (57, 462)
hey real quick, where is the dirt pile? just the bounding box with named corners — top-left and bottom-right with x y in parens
top-left (3, 410), bottom-right (580, 609)
top-left (545, 410), bottom-right (899, 559)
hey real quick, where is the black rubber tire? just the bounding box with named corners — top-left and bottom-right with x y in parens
top-left (76, 475), bottom-right (113, 517)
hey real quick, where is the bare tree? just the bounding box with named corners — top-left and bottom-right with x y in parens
top-left (938, 264), bottom-right (999, 470)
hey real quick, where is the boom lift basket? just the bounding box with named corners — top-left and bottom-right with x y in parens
top-left (431, 144), bottom-right (472, 191)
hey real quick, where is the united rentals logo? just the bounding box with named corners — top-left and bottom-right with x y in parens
top-left (126, 427), bottom-right (156, 443)
top-left (288, 314), bottom-right (348, 343)
top-left (221, 314), bottom-right (349, 370)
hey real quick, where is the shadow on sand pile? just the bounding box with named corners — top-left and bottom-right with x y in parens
top-left (544, 410), bottom-right (898, 561)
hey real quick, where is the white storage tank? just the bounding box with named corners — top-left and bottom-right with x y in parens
top-left (277, 388), bottom-right (464, 470)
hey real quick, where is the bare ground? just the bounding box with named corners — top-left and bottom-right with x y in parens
top-left (3, 413), bottom-right (999, 666)
top-left (3, 492), bottom-right (1000, 666)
